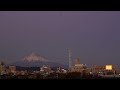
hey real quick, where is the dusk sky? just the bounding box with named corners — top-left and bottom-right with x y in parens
top-left (0, 11), bottom-right (120, 68)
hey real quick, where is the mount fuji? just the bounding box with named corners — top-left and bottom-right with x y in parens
top-left (10, 52), bottom-right (68, 69)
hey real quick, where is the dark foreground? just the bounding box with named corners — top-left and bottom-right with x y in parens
top-left (0, 72), bottom-right (120, 79)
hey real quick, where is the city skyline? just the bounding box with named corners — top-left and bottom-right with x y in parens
top-left (0, 11), bottom-right (120, 68)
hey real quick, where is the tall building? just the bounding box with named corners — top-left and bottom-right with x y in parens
top-left (0, 61), bottom-right (6, 75)
top-left (71, 58), bottom-right (86, 73)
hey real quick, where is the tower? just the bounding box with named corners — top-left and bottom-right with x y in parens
top-left (69, 49), bottom-right (72, 71)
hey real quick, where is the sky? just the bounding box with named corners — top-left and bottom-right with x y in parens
top-left (0, 11), bottom-right (120, 68)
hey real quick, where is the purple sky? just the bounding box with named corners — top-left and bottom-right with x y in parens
top-left (0, 11), bottom-right (120, 68)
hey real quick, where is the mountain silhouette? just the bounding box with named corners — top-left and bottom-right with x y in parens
top-left (9, 52), bottom-right (68, 69)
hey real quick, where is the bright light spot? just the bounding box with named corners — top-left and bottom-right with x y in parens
top-left (105, 65), bottom-right (112, 70)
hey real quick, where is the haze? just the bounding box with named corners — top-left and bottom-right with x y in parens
top-left (0, 11), bottom-right (120, 68)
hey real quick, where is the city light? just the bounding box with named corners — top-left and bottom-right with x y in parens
top-left (105, 65), bottom-right (112, 70)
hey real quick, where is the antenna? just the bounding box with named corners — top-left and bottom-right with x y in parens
top-left (69, 49), bottom-right (72, 71)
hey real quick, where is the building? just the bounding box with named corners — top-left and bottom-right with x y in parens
top-left (0, 61), bottom-right (6, 75)
top-left (91, 64), bottom-right (115, 75)
top-left (104, 64), bottom-right (115, 75)
top-left (86, 68), bottom-right (92, 75)
top-left (105, 65), bottom-right (112, 70)
top-left (56, 66), bottom-right (67, 73)
top-left (91, 65), bottom-right (105, 74)
top-left (9, 66), bottom-right (16, 75)
top-left (114, 69), bottom-right (120, 75)
top-left (40, 65), bottom-right (51, 74)
top-left (71, 58), bottom-right (86, 73)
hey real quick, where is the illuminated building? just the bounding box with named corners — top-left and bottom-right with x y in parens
top-left (91, 65), bottom-right (105, 74)
top-left (56, 67), bottom-right (67, 73)
top-left (40, 65), bottom-right (51, 74)
top-left (0, 61), bottom-right (6, 75)
top-left (105, 65), bottom-right (112, 70)
top-left (71, 58), bottom-right (86, 73)
top-left (9, 66), bottom-right (16, 74)
top-left (86, 68), bottom-right (92, 74)
top-left (91, 64), bottom-right (115, 75)
top-left (105, 64), bottom-right (115, 75)
top-left (56, 67), bottom-right (61, 73)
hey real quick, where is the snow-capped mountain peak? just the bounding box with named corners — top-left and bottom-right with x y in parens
top-left (23, 52), bottom-right (48, 62)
